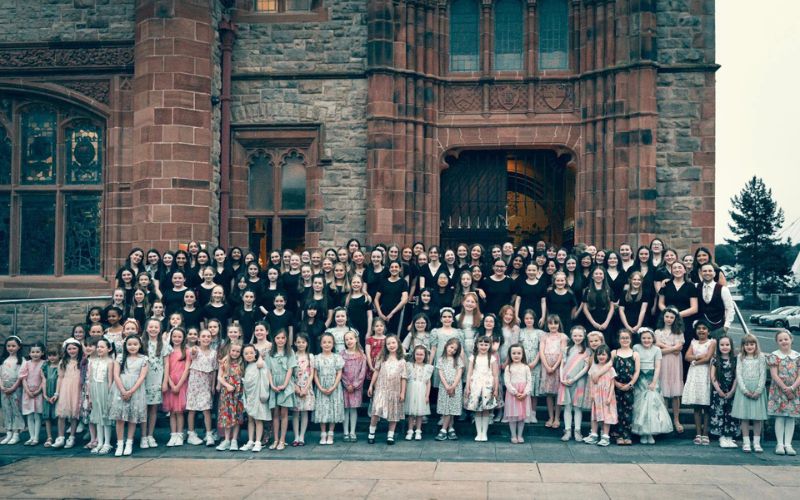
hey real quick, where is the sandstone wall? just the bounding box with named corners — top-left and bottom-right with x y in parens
top-left (0, 0), bottom-right (135, 43)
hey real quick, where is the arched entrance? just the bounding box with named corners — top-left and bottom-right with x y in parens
top-left (439, 150), bottom-right (575, 248)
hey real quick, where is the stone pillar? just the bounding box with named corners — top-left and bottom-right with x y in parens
top-left (131, 0), bottom-right (214, 249)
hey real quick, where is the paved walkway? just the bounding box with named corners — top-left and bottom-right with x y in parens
top-left (0, 457), bottom-right (798, 499)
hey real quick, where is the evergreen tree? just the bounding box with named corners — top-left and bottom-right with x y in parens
top-left (727, 176), bottom-right (791, 299)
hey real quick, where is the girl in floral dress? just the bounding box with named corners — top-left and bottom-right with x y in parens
top-left (292, 334), bottom-right (314, 446)
top-left (404, 345), bottom-right (434, 441)
top-left (504, 344), bottom-right (532, 443)
top-left (558, 325), bottom-right (591, 442)
top-left (186, 330), bottom-right (217, 447)
top-left (710, 336), bottom-right (738, 448)
top-left (314, 333), bottom-right (344, 445)
top-left (584, 345), bottom-right (617, 447)
top-left (731, 334), bottom-right (767, 453)
top-left (682, 320), bottom-right (716, 445)
top-left (430, 308), bottom-right (465, 388)
top-left (367, 335), bottom-right (407, 445)
top-left (767, 330), bottom-right (800, 456)
top-left (340, 330), bottom-right (366, 442)
top-left (143, 318), bottom-right (171, 449)
top-left (612, 330), bottom-right (640, 445)
top-left (108, 336), bottom-right (148, 456)
top-left (365, 319), bottom-right (387, 382)
top-left (464, 336), bottom-right (499, 442)
top-left (215, 343), bottom-right (244, 451)
top-left (435, 338), bottom-right (464, 441)
top-left (268, 329), bottom-right (297, 450)
top-left (539, 314), bottom-right (568, 429)
top-left (0, 336), bottom-right (25, 445)
top-left (518, 310), bottom-right (543, 423)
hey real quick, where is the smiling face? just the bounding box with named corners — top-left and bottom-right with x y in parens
top-left (509, 346), bottom-right (523, 363)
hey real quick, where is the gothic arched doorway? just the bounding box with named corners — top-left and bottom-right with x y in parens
top-left (439, 150), bottom-right (575, 249)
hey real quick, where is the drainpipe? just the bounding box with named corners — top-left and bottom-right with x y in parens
top-left (218, 20), bottom-right (237, 248)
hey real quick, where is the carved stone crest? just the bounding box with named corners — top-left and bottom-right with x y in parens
top-left (445, 85), bottom-right (481, 113)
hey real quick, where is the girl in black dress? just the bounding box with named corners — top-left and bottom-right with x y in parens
top-left (349, 249), bottom-right (367, 280)
top-left (564, 256), bottom-right (582, 296)
top-left (545, 272), bottom-right (578, 330)
top-left (243, 261), bottom-right (265, 306)
top-left (452, 270), bottom-right (486, 313)
top-left (197, 266), bottom-right (217, 308)
top-left (482, 259), bottom-right (515, 317)
top-left (649, 238), bottom-right (666, 270)
top-left (346, 238), bottom-right (362, 258)
top-left (261, 267), bottom-right (284, 315)
top-left (345, 274), bottom-right (372, 345)
top-left (266, 293), bottom-right (294, 345)
top-left (594, 249), bottom-right (606, 267)
top-left (442, 248), bottom-right (459, 285)
top-left (303, 275), bottom-right (331, 326)
top-left (618, 271), bottom-right (650, 338)
top-left (658, 261), bottom-right (699, 348)
top-left (364, 249), bottom-right (386, 300)
top-left (374, 261), bottom-right (409, 335)
top-left (618, 243), bottom-right (635, 274)
top-left (604, 251), bottom-right (626, 301)
top-left (514, 262), bottom-right (547, 324)
top-left (232, 289), bottom-right (263, 344)
top-left (582, 267), bottom-right (616, 347)
top-left (455, 243), bottom-right (470, 271)
top-left (507, 254), bottom-right (525, 282)
top-left (180, 289), bottom-right (203, 331)
top-left (211, 247), bottom-right (233, 293)
top-left (468, 244), bottom-right (486, 275)
top-left (202, 285), bottom-right (232, 328)
top-left (281, 253), bottom-right (302, 314)
top-left (328, 262), bottom-right (351, 309)
top-left (577, 253), bottom-right (594, 293)
top-left (299, 302), bottom-right (326, 354)
top-left (227, 246), bottom-right (244, 279)
top-left (162, 270), bottom-right (189, 316)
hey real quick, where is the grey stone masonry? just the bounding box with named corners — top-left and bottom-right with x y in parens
top-left (0, 299), bottom-right (107, 347)
top-left (0, 0), bottom-right (135, 43)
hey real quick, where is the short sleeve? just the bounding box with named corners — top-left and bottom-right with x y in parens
top-left (424, 364), bottom-right (434, 380)
top-left (654, 348), bottom-right (662, 361)
top-left (312, 356), bottom-right (320, 371)
top-left (335, 356), bottom-right (345, 371)
top-left (288, 353), bottom-right (298, 370)
top-left (18, 360), bottom-right (29, 379)
top-left (163, 343), bottom-right (173, 357)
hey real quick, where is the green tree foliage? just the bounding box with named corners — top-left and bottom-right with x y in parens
top-left (727, 177), bottom-right (792, 298)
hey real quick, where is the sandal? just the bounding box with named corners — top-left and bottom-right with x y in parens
top-left (43, 438), bottom-right (53, 448)
top-left (268, 441), bottom-right (278, 450)
top-left (276, 442), bottom-right (285, 451)
top-left (544, 420), bottom-right (554, 428)
top-left (617, 437), bottom-right (625, 445)
top-left (624, 439), bottom-right (632, 446)
top-left (701, 436), bottom-right (710, 446)
top-left (693, 435), bottom-right (702, 445)
top-left (84, 440), bottom-right (97, 449)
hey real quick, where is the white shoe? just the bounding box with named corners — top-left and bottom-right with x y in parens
top-left (186, 431), bottom-right (203, 445)
top-left (574, 430), bottom-right (583, 442)
top-left (174, 433), bottom-right (184, 446)
top-left (140, 437), bottom-right (149, 449)
top-left (51, 436), bottom-right (65, 448)
top-left (415, 430), bottom-right (422, 441)
top-left (405, 430), bottom-right (414, 441)
top-left (240, 441), bottom-right (254, 451)
top-left (115, 442), bottom-right (124, 456)
top-left (123, 439), bottom-right (133, 456)
top-left (216, 439), bottom-right (230, 451)
top-left (205, 434), bottom-right (216, 447)
top-left (320, 432), bottom-right (328, 445)
top-left (229, 440), bottom-right (238, 451)
top-left (64, 436), bottom-right (75, 449)
top-left (98, 443), bottom-right (113, 455)
top-left (252, 441), bottom-right (262, 452)
top-left (785, 445), bottom-right (797, 456)
top-left (7, 433), bottom-right (20, 445)
top-left (147, 436), bottom-right (157, 448)
top-left (210, 430), bottom-right (219, 441)
top-left (0, 433), bottom-right (11, 444)
top-left (775, 444), bottom-right (786, 455)
top-left (166, 433), bottom-right (177, 447)
top-left (561, 429), bottom-right (571, 442)
top-left (647, 435), bottom-right (655, 445)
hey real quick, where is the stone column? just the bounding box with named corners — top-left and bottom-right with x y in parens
top-left (131, 0), bottom-right (214, 249)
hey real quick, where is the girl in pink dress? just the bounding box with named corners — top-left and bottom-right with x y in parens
top-left (292, 334), bottom-right (315, 446)
top-left (53, 339), bottom-right (83, 449)
top-left (162, 328), bottom-right (191, 447)
top-left (503, 344), bottom-right (532, 443)
top-left (584, 345), bottom-right (618, 447)
top-left (19, 342), bottom-right (45, 445)
top-left (365, 319), bottom-right (387, 382)
top-left (539, 314), bottom-right (568, 428)
top-left (340, 330), bottom-right (366, 442)
top-left (655, 307), bottom-right (686, 432)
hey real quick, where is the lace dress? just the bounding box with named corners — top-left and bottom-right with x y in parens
top-left (293, 353), bottom-right (315, 412)
top-left (464, 354), bottom-right (498, 412)
top-left (108, 356), bottom-right (148, 423)
top-left (369, 356), bottom-right (407, 421)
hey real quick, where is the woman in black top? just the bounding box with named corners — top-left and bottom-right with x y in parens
top-left (482, 259), bottom-right (515, 317)
top-left (507, 254), bottom-right (525, 282)
top-left (658, 261), bottom-right (699, 321)
top-left (618, 271), bottom-right (650, 339)
top-left (232, 289), bottom-right (264, 344)
top-left (604, 251), bottom-right (627, 301)
top-left (261, 267), bottom-right (284, 314)
top-left (375, 261), bottom-right (409, 335)
top-left (162, 270), bottom-right (189, 316)
top-left (212, 247), bottom-right (234, 294)
top-left (689, 247), bottom-right (727, 285)
top-left (242, 261), bottom-right (265, 307)
top-left (417, 246), bottom-right (446, 291)
top-left (227, 246), bottom-right (244, 278)
top-left (281, 253), bottom-right (303, 314)
top-left (266, 294), bottom-right (295, 344)
top-left (582, 267), bottom-right (616, 347)
top-left (364, 249), bottom-right (386, 300)
top-left (116, 248), bottom-right (145, 286)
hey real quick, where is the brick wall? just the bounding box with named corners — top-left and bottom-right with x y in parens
top-left (655, 0), bottom-right (716, 254)
top-left (0, 0), bottom-right (135, 43)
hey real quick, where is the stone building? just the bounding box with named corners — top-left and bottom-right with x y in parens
top-left (0, 0), bottom-right (716, 296)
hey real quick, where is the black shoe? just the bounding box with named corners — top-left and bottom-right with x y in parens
top-left (387, 435), bottom-right (395, 445)
top-left (368, 434), bottom-right (375, 444)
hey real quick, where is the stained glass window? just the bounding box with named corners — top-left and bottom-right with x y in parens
top-left (20, 105), bottom-right (56, 184)
top-left (0, 124), bottom-right (10, 184)
top-left (66, 121), bottom-right (103, 184)
top-left (0, 195), bottom-right (8, 275)
top-left (450, 0), bottom-right (480, 72)
top-left (65, 194), bottom-right (102, 274)
top-left (20, 194), bottom-right (56, 275)
top-left (495, 0), bottom-right (524, 71)
top-left (281, 151), bottom-right (306, 210)
top-left (539, 0), bottom-right (569, 70)
top-left (255, 0), bottom-right (278, 12)
top-left (248, 152), bottom-right (274, 211)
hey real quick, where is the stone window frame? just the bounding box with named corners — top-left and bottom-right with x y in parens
top-left (0, 97), bottom-right (105, 277)
top-left (236, 0), bottom-right (329, 23)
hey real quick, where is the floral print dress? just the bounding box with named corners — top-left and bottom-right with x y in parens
top-left (709, 356), bottom-right (739, 438)
top-left (145, 339), bottom-right (172, 405)
top-left (293, 353), bottom-right (315, 412)
top-left (217, 360), bottom-right (244, 429)
top-left (767, 350), bottom-right (800, 417)
top-left (613, 354), bottom-right (636, 439)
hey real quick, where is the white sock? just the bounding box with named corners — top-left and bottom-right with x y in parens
top-left (342, 410), bottom-right (350, 436)
top-left (387, 430), bottom-right (394, 438)
top-left (368, 425), bottom-right (376, 435)
top-left (475, 416), bottom-right (482, 437)
top-left (509, 422), bottom-right (517, 440)
top-left (754, 435), bottom-right (761, 447)
top-left (349, 409), bottom-right (358, 435)
top-left (483, 414), bottom-right (491, 438)
top-left (517, 421), bottom-right (525, 438)
top-left (785, 417), bottom-right (795, 447)
top-left (563, 405), bottom-right (572, 431)
top-left (26, 415), bottom-right (36, 440)
top-left (743, 435), bottom-right (751, 446)
top-left (105, 426), bottom-right (113, 445)
top-left (574, 409), bottom-right (583, 433)
top-left (775, 417), bottom-right (786, 446)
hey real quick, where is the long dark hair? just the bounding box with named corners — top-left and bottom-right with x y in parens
top-left (1, 336), bottom-right (23, 365)
top-left (119, 335), bottom-right (144, 372)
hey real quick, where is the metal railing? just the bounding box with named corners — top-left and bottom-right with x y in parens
top-left (0, 296), bottom-right (111, 345)
top-left (732, 300), bottom-right (751, 336)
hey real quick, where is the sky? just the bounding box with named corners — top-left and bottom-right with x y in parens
top-left (715, 1), bottom-right (800, 243)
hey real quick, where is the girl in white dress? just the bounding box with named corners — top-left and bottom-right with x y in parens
top-left (682, 320), bottom-right (716, 445)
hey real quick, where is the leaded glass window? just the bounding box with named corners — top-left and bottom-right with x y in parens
top-left (66, 121), bottom-right (103, 184)
top-left (286, 0), bottom-right (310, 11)
top-left (248, 152), bottom-right (274, 211)
top-left (20, 194), bottom-right (56, 275)
top-left (495, 0), bottom-right (524, 71)
top-left (20, 105), bottom-right (56, 184)
top-left (65, 194), bottom-right (102, 274)
top-left (255, 0), bottom-right (278, 12)
top-left (538, 0), bottom-right (569, 70)
top-left (281, 151), bottom-right (306, 210)
top-left (450, 0), bottom-right (480, 72)
top-left (0, 96), bottom-right (104, 276)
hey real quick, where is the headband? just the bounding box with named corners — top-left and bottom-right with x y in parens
top-left (439, 307), bottom-right (455, 317)
top-left (6, 335), bottom-right (22, 343)
top-left (62, 338), bottom-right (81, 347)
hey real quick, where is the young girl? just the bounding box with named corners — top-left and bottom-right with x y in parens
top-left (518, 310), bottom-right (543, 423)
top-left (430, 308), bottom-right (465, 389)
top-left (710, 335), bottom-right (739, 448)
top-left (266, 294), bottom-right (294, 346)
top-left (499, 305), bottom-right (521, 368)
top-left (292, 334), bottom-right (315, 446)
top-left (108, 336), bottom-right (149, 456)
top-left (731, 334), bottom-right (768, 453)
top-left (367, 335), bottom-right (407, 444)
top-left (366, 318), bottom-right (387, 381)
top-left (464, 335), bottom-right (499, 442)
top-left (435, 338), bottom-right (464, 441)
top-left (1, 336), bottom-right (25, 445)
top-left (300, 302), bottom-right (325, 355)
top-left (767, 330), bottom-right (799, 455)
top-left (325, 307), bottom-right (350, 354)
top-left (52, 339), bottom-right (83, 449)
top-left (632, 328), bottom-right (673, 444)
top-left (403, 313), bottom-right (433, 356)
top-left (558, 325), bottom-right (591, 442)
top-left (86, 338), bottom-right (114, 454)
top-left (268, 329), bottom-right (296, 450)
top-left (163, 328), bottom-right (191, 447)
top-left (404, 345), bottom-right (434, 441)
top-left (19, 342), bottom-right (45, 445)
top-left (504, 344), bottom-right (532, 443)
top-left (341, 330), bottom-right (366, 442)
top-left (584, 345), bottom-right (617, 447)
top-left (539, 314), bottom-right (568, 429)
top-left (142, 318), bottom-right (171, 449)
top-left (41, 345), bottom-right (60, 447)
top-left (612, 330), bottom-right (641, 445)
top-left (314, 332), bottom-right (344, 445)
top-left (682, 320), bottom-right (716, 445)
top-left (216, 343), bottom-right (245, 451)
top-left (240, 344), bottom-right (271, 452)
top-left (655, 307), bottom-right (686, 432)
top-left (186, 329), bottom-right (218, 447)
